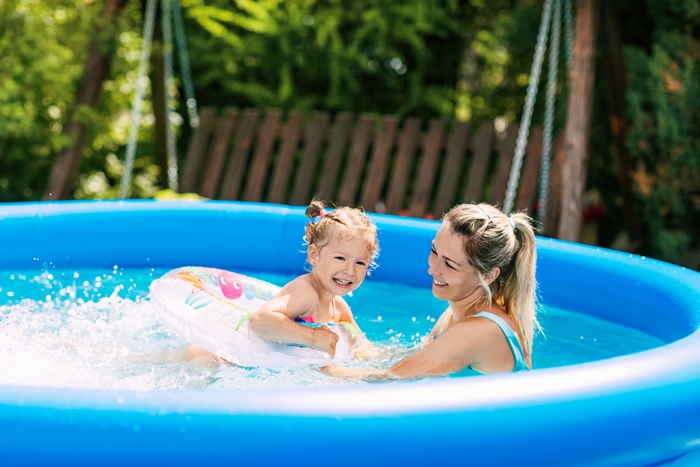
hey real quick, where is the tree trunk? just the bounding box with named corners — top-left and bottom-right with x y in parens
top-left (558, 0), bottom-right (599, 242)
top-left (600, 1), bottom-right (643, 241)
top-left (42, 0), bottom-right (128, 200)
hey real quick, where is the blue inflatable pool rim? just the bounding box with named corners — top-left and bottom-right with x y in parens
top-left (1, 200), bottom-right (699, 467)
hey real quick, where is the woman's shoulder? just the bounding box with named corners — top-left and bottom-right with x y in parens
top-left (440, 309), bottom-right (515, 349)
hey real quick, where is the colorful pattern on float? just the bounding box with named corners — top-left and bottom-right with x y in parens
top-left (149, 266), bottom-right (357, 367)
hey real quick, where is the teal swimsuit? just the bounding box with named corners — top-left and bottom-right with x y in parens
top-left (472, 311), bottom-right (529, 372)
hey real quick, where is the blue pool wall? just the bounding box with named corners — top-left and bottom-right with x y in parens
top-left (1, 200), bottom-right (700, 466)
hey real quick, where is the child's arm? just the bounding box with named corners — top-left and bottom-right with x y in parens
top-left (248, 282), bottom-right (339, 357)
top-left (333, 297), bottom-right (377, 359)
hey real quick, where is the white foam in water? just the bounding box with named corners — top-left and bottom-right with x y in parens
top-left (0, 270), bottom-right (385, 390)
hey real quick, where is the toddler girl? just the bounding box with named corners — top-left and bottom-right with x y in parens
top-left (186, 199), bottom-right (378, 362)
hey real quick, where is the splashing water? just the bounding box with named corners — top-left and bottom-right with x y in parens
top-left (0, 267), bottom-right (666, 390)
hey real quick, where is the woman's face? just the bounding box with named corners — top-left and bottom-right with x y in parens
top-left (428, 223), bottom-right (488, 302)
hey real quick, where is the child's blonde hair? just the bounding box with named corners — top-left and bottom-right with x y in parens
top-left (441, 203), bottom-right (540, 356)
top-left (304, 199), bottom-right (379, 262)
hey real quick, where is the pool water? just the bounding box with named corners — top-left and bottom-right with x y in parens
top-left (0, 267), bottom-right (666, 390)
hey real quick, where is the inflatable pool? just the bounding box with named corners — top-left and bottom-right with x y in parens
top-left (1, 200), bottom-right (700, 466)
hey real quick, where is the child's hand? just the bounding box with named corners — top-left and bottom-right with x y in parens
top-left (322, 365), bottom-right (387, 380)
top-left (322, 365), bottom-right (365, 379)
top-left (352, 341), bottom-right (379, 360)
top-left (313, 326), bottom-right (339, 358)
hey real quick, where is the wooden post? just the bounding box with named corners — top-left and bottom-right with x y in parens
top-left (600, 1), bottom-right (643, 241)
top-left (150, 9), bottom-right (169, 189)
top-left (42, 0), bottom-right (128, 200)
top-left (557, 0), bottom-right (599, 241)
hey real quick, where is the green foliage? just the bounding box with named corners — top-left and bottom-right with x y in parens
top-left (181, 0), bottom-right (522, 121)
top-left (73, 2), bottom-right (166, 200)
top-left (624, 25), bottom-right (700, 268)
top-left (0, 0), bottom-right (97, 201)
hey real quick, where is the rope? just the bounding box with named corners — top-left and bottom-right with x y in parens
top-left (119, 0), bottom-right (157, 199)
top-left (564, 0), bottom-right (574, 74)
top-left (537, 0), bottom-right (562, 225)
top-left (503, 0), bottom-right (554, 214)
top-left (172, 0), bottom-right (199, 127)
top-left (161, 0), bottom-right (179, 191)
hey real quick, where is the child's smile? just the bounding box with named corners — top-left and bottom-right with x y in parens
top-left (309, 235), bottom-right (371, 297)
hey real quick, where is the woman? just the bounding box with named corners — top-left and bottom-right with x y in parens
top-left (324, 203), bottom-right (539, 379)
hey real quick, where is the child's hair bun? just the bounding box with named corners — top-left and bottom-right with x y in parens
top-left (305, 198), bottom-right (326, 218)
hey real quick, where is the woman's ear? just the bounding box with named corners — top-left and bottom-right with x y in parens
top-left (483, 267), bottom-right (500, 285)
top-left (307, 244), bottom-right (319, 267)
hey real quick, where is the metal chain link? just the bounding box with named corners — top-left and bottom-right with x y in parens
top-left (537, 0), bottom-right (562, 225)
top-left (503, 0), bottom-right (553, 214)
top-left (119, 0), bottom-right (157, 199)
top-left (161, 0), bottom-right (179, 191)
top-left (172, 0), bottom-right (199, 127)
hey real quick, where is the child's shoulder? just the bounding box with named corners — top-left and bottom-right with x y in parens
top-left (282, 274), bottom-right (318, 295)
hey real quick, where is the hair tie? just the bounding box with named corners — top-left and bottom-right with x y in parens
top-left (319, 208), bottom-right (326, 219)
top-left (476, 205), bottom-right (492, 222)
top-left (510, 217), bottom-right (516, 231)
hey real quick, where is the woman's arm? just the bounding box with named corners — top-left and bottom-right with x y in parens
top-left (248, 283), bottom-right (339, 357)
top-left (323, 318), bottom-right (494, 380)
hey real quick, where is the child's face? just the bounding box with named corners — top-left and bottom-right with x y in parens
top-left (308, 234), bottom-right (371, 296)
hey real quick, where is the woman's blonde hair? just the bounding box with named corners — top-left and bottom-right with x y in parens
top-left (442, 203), bottom-right (540, 356)
top-left (304, 198), bottom-right (379, 263)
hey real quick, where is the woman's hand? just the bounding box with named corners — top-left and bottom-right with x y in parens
top-left (313, 326), bottom-right (339, 359)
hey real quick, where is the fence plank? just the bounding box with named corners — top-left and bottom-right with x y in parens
top-left (199, 108), bottom-right (238, 198)
top-left (317, 112), bottom-right (352, 201)
top-left (462, 122), bottom-right (495, 203)
top-left (291, 112), bottom-right (329, 206)
top-left (219, 108), bottom-right (260, 200)
top-left (267, 111), bottom-right (304, 203)
top-left (385, 118), bottom-right (421, 214)
top-left (488, 123), bottom-right (519, 207)
top-left (408, 119), bottom-right (446, 218)
top-left (178, 108), bottom-right (557, 226)
top-left (180, 108), bottom-right (217, 193)
top-left (360, 115), bottom-right (399, 212)
top-left (515, 126), bottom-right (544, 212)
top-left (244, 110), bottom-right (282, 202)
top-left (432, 121), bottom-right (470, 218)
top-left (338, 114), bottom-right (374, 206)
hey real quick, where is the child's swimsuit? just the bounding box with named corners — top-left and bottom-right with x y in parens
top-left (291, 277), bottom-right (336, 325)
top-left (294, 309), bottom-right (316, 324)
top-left (294, 301), bottom-right (337, 324)
top-left (472, 311), bottom-right (529, 372)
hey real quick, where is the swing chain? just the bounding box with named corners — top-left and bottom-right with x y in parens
top-left (172, 0), bottom-right (199, 127)
top-left (161, 0), bottom-right (179, 192)
top-left (564, 0), bottom-right (574, 74)
top-left (119, 0), bottom-right (157, 199)
top-left (538, 0), bottom-right (562, 224)
top-left (503, 0), bottom-right (554, 214)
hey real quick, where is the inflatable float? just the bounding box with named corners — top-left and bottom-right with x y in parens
top-left (149, 266), bottom-right (357, 366)
top-left (1, 200), bottom-right (700, 466)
